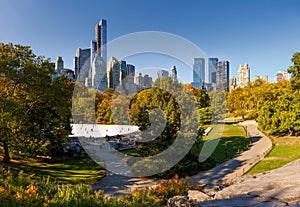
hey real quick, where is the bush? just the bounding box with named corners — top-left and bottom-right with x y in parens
top-left (150, 174), bottom-right (189, 200)
top-left (0, 171), bottom-right (191, 207)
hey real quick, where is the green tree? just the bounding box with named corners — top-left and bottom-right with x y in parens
top-left (0, 43), bottom-right (72, 163)
top-left (288, 52), bottom-right (300, 90)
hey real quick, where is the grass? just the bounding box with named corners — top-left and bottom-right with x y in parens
top-left (204, 123), bottom-right (247, 140)
top-left (247, 135), bottom-right (300, 174)
top-left (192, 124), bottom-right (251, 163)
top-left (0, 157), bottom-right (106, 184)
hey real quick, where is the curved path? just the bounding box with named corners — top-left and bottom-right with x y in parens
top-left (92, 120), bottom-right (273, 195)
top-left (189, 120), bottom-right (273, 189)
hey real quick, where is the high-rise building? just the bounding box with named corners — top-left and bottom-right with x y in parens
top-left (211, 71), bottom-right (216, 84)
top-left (143, 74), bottom-right (152, 89)
top-left (74, 48), bottom-right (91, 82)
top-left (91, 56), bottom-right (107, 91)
top-left (276, 71), bottom-right (283, 83)
top-left (74, 19), bottom-right (107, 91)
top-left (170, 65), bottom-right (177, 81)
top-left (262, 75), bottom-right (268, 83)
top-left (253, 75), bottom-right (260, 82)
top-left (91, 40), bottom-right (97, 65)
top-left (55, 56), bottom-right (64, 71)
top-left (95, 19), bottom-right (107, 63)
top-left (276, 71), bottom-right (289, 83)
top-left (126, 64), bottom-right (135, 76)
top-left (283, 71), bottom-right (289, 81)
top-left (120, 60), bottom-right (127, 85)
top-left (107, 57), bottom-right (121, 89)
top-left (192, 58), bottom-right (205, 88)
top-left (216, 61), bottom-right (230, 91)
top-left (157, 70), bottom-right (169, 77)
top-left (237, 63), bottom-right (250, 88)
top-left (208, 58), bottom-right (218, 83)
top-left (134, 73), bottom-right (152, 90)
top-left (229, 76), bottom-right (237, 92)
top-left (123, 64), bottom-right (136, 94)
top-left (53, 56), bottom-right (75, 81)
top-left (134, 72), bottom-right (143, 88)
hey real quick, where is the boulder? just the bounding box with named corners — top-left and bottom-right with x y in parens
top-left (167, 195), bottom-right (197, 207)
top-left (188, 190), bottom-right (211, 202)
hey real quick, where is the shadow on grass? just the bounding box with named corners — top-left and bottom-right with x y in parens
top-left (193, 136), bottom-right (251, 163)
top-left (4, 158), bottom-right (106, 184)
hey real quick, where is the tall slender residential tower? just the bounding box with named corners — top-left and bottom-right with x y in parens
top-left (216, 61), bottom-right (230, 91)
top-left (237, 63), bottom-right (250, 88)
top-left (95, 19), bottom-right (107, 63)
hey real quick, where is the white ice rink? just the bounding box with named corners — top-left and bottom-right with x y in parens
top-left (71, 124), bottom-right (140, 138)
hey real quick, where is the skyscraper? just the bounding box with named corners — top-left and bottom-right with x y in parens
top-left (95, 19), bottom-right (107, 63)
top-left (143, 74), bottom-right (152, 89)
top-left (208, 58), bottom-right (218, 83)
top-left (91, 56), bottom-right (107, 91)
top-left (229, 76), bottom-right (237, 92)
top-left (237, 63), bottom-right (250, 88)
top-left (192, 58), bottom-right (205, 88)
top-left (74, 48), bottom-right (91, 82)
top-left (157, 70), bottom-right (169, 77)
top-left (55, 56), bottom-right (64, 71)
top-left (134, 72), bottom-right (143, 88)
top-left (126, 64), bottom-right (135, 76)
top-left (170, 65), bottom-right (177, 81)
top-left (107, 57), bottom-right (121, 89)
top-left (262, 75), bottom-right (268, 83)
top-left (120, 60), bottom-right (127, 85)
top-left (276, 71), bottom-right (289, 83)
top-left (216, 61), bottom-right (230, 91)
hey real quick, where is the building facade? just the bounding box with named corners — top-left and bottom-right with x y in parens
top-left (170, 65), bottom-right (177, 81)
top-left (95, 19), bottom-right (107, 62)
top-left (237, 63), bottom-right (250, 88)
top-left (157, 69), bottom-right (169, 77)
top-left (192, 58), bottom-right (205, 88)
top-left (229, 76), bottom-right (237, 92)
top-left (208, 58), bottom-right (218, 83)
top-left (53, 56), bottom-right (75, 81)
top-left (74, 48), bottom-right (91, 82)
top-left (276, 71), bottom-right (289, 83)
top-left (107, 57), bottom-right (121, 89)
top-left (216, 61), bottom-right (230, 91)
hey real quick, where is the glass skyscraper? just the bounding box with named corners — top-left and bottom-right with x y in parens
top-left (192, 57), bottom-right (205, 88)
top-left (95, 19), bottom-right (107, 63)
top-left (208, 58), bottom-right (218, 83)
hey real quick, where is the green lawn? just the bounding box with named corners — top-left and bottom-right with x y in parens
top-left (247, 136), bottom-right (300, 174)
top-left (0, 157), bottom-right (106, 184)
top-left (192, 124), bottom-right (251, 164)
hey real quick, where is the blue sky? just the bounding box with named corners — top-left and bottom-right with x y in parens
top-left (1, 0), bottom-right (300, 82)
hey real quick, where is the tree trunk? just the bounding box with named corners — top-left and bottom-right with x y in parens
top-left (2, 140), bottom-right (10, 164)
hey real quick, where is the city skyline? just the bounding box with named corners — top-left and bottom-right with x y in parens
top-left (1, 0), bottom-right (300, 82)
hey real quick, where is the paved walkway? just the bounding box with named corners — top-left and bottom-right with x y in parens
top-left (189, 120), bottom-right (272, 189)
top-left (93, 120), bottom-right (273, 195)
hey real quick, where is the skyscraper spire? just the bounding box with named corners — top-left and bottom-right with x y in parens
top-left (95, 19), bottom-right (107, 63)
